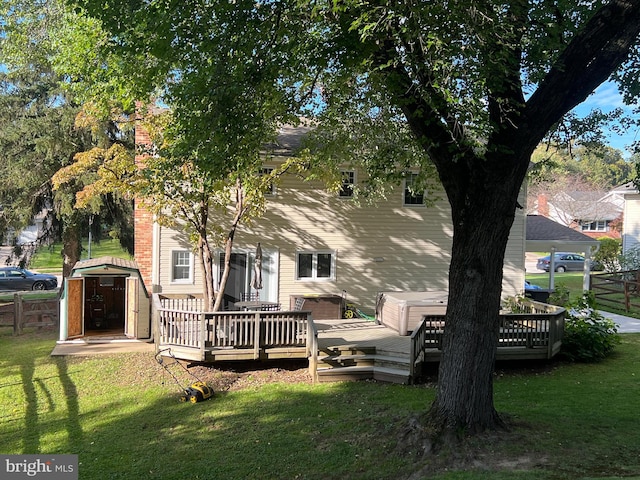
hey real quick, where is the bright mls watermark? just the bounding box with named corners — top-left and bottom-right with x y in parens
top-left (1, 455), bottom-right (78, 479)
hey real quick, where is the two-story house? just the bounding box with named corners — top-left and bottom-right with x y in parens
top-left (612, 182), bottom-right (640, 255)
top-left (133, 124), bottom-right (527, 317)
top-left (534, 190), bottom-right (624, 239)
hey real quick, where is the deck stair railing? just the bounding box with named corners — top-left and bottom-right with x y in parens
top-left (409, 300), bottom-right (565, 379)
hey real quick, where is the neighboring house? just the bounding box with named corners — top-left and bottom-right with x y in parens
top-left (3, 209), bottom-right (50, 246)
top-left (534, 190), bottom-right (623, 239)
top-left (134, 125), bottom-right (527, 316)
top-left (611, 182), bottom-right (640, 255)
top-left (2, 209), bottom-right (52, 266)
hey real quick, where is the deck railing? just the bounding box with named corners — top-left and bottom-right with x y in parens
top-left (154, 294), bottom-right (313, 361)
top-left (409, 300), bottom-right (566, 379)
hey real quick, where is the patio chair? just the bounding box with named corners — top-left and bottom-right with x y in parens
top-left (241, 292), bottom-right (260, 301)
top-left (293, 297), bottom-right (305, 311)
top-left (261, 303), bottom-right (281, 311)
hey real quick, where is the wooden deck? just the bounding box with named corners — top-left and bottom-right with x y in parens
top-left (314, 320), bottom-right (412, 383)
top-left (153, 295), bottom-right (565, 385)
top-left (315, 310), bottom-right (565, 383)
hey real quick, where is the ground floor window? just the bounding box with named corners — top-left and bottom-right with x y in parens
top-left (171, 250), bottom-right (193, 283)
top-left (296, 251), bottom-right (335, 280)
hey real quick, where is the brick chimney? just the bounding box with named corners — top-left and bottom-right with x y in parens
top-left (134, 109), bottom-right (154, 291)
top-left (537, 193), bottom-right (549, 217)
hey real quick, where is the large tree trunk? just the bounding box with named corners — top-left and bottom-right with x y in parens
top-left (427, 149), bottom-right (530, 436)
top-left (61, 220), bottom-right (82, 278)
top-left (198, 233), bottom-right (216, 311)
top-left (430, 192), bottom-right (513, 432)
top-left (212, 180), bottom-right (246, 312)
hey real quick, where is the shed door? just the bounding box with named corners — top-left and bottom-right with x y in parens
top-left (125, 277), bottom-right (138, 337)
top-left (66, 278), bottom-right (84, 338)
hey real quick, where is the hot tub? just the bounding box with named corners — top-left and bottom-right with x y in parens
top-left (376, 291), bottom-right (447, 336)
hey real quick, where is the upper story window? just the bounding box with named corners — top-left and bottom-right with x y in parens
top-left (581, 220), bottom-right (608, 232)
top-left (296, 251), bottom-right (335, 281)
top-left (171, 250), bottom-right (194, 283)
top-left (260, 167), bottom-right (276, 196)
top-left (403, 173), bottom-right (424, 206)
top-left (339, 171), bottom-right (355, 198)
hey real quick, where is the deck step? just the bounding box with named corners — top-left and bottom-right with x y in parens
top-left (322, 345), bottom-right (377, 356)
top-left (317, 365), bottom-right (410, 384)
top-left (373, 366), bottom-right (411, 384)
top-left (318, 353), bottom-right (376, 368)
top-left (372, 354), bottom-right (411, 370)
top-left (317, 365), bottom-right (374, 382)
top-left (376, 348), bottom-right (411, 360)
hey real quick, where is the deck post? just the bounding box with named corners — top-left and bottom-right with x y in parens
top-left (307, 314), bottom-right (318, 383)
top-left (199, 312), bottom-right (206, 360)
top-left (254, 312), bottom-right (261, 359)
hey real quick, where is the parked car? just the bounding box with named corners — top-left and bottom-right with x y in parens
top-left (0, 267), bottom-right (58, 291)
top-left (536, 253), bottom-right (591, 273)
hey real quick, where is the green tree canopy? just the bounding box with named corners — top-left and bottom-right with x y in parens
top-left (0, 0), bottom-right (135, 273)
top-left (66, 0), bottom-right (640, 442)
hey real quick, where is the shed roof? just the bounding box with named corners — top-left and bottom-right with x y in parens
top-left (72, 256), bottom-right (139, 271)
top-left (71, 256), bottom-right (148, 297)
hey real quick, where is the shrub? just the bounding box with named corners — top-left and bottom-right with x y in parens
top-left (548, 283), bottom-right (570, 307)
top-left (619, 245), bottom-right (640, 271)
top-left (593, 237), bottom-right (621, 272)
top-left (561, 292), bottom-right (620, 362)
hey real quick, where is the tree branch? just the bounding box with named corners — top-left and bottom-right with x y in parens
top-left (526, 0), bottom-right (640, 143)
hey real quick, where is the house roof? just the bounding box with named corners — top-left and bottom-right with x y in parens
top-left (267, 122), bottom-right (313, 156)
top-left (526, 215), bottom-right (600, 252)
top-left (551, 191), bottom-right (622, 221)
top-left (610, 181), bottom-right (639, 195)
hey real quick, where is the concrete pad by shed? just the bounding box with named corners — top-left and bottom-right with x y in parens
top-left (52, 340), bottom-right (154, 356)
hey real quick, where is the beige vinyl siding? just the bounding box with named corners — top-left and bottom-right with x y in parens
top-left (502, 189), bottom-right (526, 298)
top-left (623, 193), bottom-right (640, 254)
top-left (152, 160), bottom-right (526, 312)
top-left (243, 172), bottom-right (453, 312)
top-left (155, 224), bottom-right (203, 295)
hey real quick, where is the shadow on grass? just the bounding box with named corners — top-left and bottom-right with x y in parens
top-left (54, 358), bottom-right (83, 451)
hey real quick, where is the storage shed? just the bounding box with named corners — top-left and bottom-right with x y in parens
top-left (58, 256), bottom-right (150, 341)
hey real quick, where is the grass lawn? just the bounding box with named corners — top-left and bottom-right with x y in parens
top-left (29, 239), bottom-right (132, 273)
top-left (1, 328), bottom-right (639, 479)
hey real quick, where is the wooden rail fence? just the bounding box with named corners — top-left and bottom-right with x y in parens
top-left (0, 293), bottom-right (59, 335)
top-left (591, 270), bottom-right (640, 312)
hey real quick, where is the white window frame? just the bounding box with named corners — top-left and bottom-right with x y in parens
top-left (403, 172), bottom-right (425, 206)
top-left (295, 250), bottom-right (336, 281)
top-left (170, 250), bottom-right (194, 284)
top-left (581, 220), bottom-right (608, 232)
top-left (339, 170), bottom-right (355, 198)
top-left (260, 166), bottom-right (276, 196)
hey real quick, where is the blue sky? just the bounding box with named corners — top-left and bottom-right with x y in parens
top-left (572, 82), bottom-right (639, 156)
